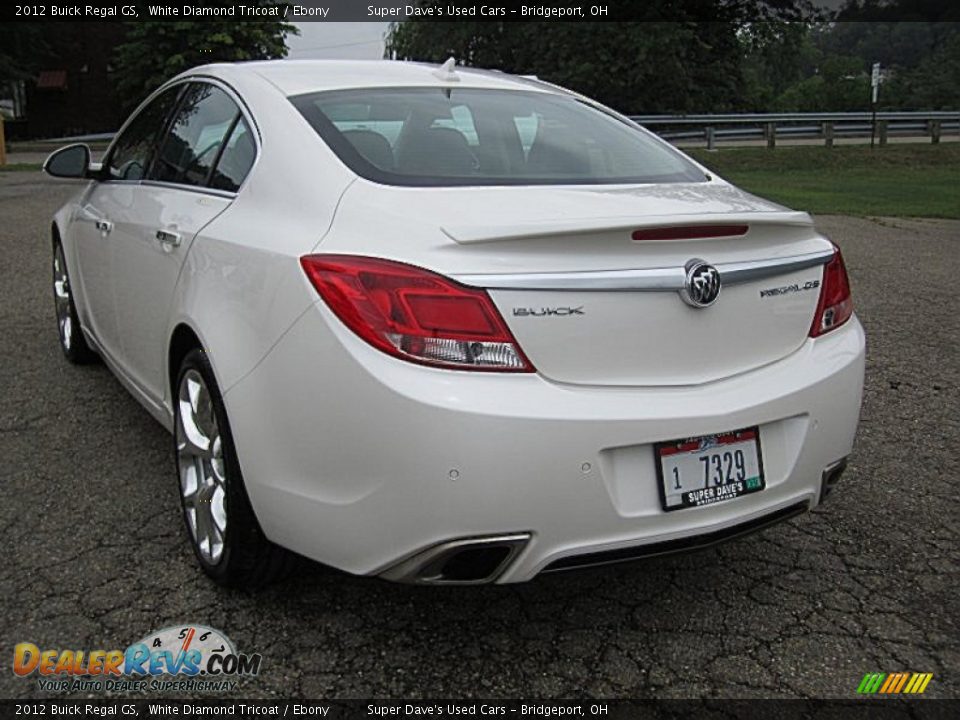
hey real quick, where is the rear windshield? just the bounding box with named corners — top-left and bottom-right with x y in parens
top-left (290, 88), bottom-right (705, 187)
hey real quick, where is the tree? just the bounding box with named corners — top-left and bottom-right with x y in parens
top-left (0, 23), bottom-right (51, 95)
top-left (774, 54), bottom-right (869, 110)
top-left (738, 22), bottom-right (817, 110)
top-left (387, 20), bottom-right (745, 114)
top-left (113, 8), bottom-right (296, 111)
top-left (386, 2), bottom-right (824, 114)
top-left (889, 31), bottom-right (960, 108)
top-left (771, 13), bottom-right (960, 110)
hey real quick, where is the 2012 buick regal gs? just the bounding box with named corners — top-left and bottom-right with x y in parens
top-left (44, 59), bottom-right (864, 588)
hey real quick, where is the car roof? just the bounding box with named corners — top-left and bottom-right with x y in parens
top-left (189, 59), bottom-right (559, 98)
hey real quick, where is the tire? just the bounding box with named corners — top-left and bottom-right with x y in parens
top-left (52, 241), bottom-right (98, 364)
top-left (174, 347), bottom-right (296, 588)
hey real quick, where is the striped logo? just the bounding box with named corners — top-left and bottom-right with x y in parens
top-left (857, 672), bottom-right (933, 695)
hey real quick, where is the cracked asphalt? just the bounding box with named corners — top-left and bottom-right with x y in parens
top-left (1, 171), bottom-right (957, 700)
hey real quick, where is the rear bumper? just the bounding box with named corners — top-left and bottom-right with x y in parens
top-left (224, 303), bottom-right (865, 583)
top-left (541, 500), bottom-right (811, 574)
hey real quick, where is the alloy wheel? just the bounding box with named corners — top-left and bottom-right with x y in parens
top-left (52, 244), bottom-right (73, 351)
top-left (176, 369), bottom-right (228, 565)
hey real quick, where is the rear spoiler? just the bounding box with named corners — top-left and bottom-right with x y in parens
top-left (441, 211), bottom-right (814, 245)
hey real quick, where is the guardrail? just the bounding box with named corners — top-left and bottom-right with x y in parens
top-left (11, 112), bottom-right (959, 159)
top-left (629, 111), bottom-right (960, 148)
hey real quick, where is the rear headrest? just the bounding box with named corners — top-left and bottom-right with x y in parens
top-left (396, 126), bottom-right (476, 176)
top-left (342, 129), bottom-right (394, 170)
top-left (526, 130), bottom-right (590, 176)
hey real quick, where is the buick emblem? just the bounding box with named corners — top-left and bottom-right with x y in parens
top-left (680, 259), bottom-right (721, 308)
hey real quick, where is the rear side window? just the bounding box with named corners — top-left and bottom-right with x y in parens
top-left (209, 118), bottom-right (256, 192)
top-left (150, 84), bottom-right (243, 188)
top-left (291, 87), bottom-right (705, 187)
top-left (107, 87), bottom-right (181, 181)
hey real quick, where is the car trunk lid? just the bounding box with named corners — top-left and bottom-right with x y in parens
top-left (324, 180), bottom-right (833, 386)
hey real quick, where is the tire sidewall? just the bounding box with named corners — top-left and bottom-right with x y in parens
top-left (52, 241), bottom-right (86, 362)
top-left (174, 348), bottom-right (248, 584)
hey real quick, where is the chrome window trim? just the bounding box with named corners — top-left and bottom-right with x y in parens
top-left (139, 180), bottom-right (237, 200)
top-left (452, 248), bottom-right (835, 292)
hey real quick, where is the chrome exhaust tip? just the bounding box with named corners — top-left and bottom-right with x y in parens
top-left (379, 533), bottom-right (531, 585)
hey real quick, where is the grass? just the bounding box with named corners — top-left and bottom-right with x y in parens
top-left (688, 143), bottom-right (960, 219)
top-left (0, 162), bottom-right (42, 172)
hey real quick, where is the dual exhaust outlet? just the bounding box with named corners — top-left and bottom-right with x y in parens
top-left (379, 533), bottom-right (531, 585)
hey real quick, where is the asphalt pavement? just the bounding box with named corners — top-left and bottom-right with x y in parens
top-left (1, 171), bottom-right (957, 700)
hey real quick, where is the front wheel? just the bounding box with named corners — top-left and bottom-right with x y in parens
top-left (174, 348), bottom-right (295, 588)
top-left (53, 241), bottom-right (98, 364)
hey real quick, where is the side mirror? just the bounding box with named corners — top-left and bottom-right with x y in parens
top-left (43, 144), bottom-right (93, 179)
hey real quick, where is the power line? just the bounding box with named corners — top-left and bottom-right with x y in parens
top-left (288, 38), bottom-right (384, 53)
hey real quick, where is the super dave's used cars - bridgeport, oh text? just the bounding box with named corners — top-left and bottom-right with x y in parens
top-left (43, 59), bottom-right (865, 588)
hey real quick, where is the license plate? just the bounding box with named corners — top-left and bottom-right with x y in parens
top-left (656, 427), bottom-right (765, 511)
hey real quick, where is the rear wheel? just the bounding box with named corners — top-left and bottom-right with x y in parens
top-left (174, 348), bottom-right (295, 588)
top-left (52, 241), bottom-right (98, 364)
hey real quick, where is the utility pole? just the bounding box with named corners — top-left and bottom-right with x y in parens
top-left (870, 62), bottom-right (881, 149)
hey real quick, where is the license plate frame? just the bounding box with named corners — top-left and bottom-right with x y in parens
top-left (655, 427), bottom-right (766, 512)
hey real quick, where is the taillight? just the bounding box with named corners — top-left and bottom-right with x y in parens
top-left (300, 255), bottom-right (534, 372)
top-left (809, 245), bottom-right (854, 337)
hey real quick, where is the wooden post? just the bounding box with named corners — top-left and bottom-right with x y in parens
top-left (930, 120), bottom-right (941, 144)
top-left (765, 122), bottom-right (776, 149)
top-left (878, 120), bottom-right (888, 147)
top-left (823, 121), bottom-right (834, 148)
top-left (0, 116), bottom-right (6, 166)
top-left (705, 126), bottom-right (716, 150)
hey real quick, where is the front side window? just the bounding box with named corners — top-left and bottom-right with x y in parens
top-left (107, 87), bottom-right (181, 181)
top-left (291, 88), bottom-right (705, 187)
top-left (150, 84), bottom-right (241, 188)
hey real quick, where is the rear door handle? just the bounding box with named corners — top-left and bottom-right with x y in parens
top-left (95, 220), bottom-right (113, 234)
top-left (156, 229), bottom-right (182, 249)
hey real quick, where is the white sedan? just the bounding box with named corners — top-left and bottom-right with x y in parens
top-left (44, 59), bottom-right (864, 587)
